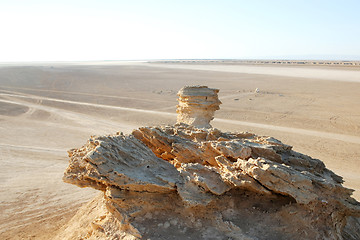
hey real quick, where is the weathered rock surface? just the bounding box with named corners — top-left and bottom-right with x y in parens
top-left (58, 86), bottom-right (360, 240)
top-left (176, 86), bottom-right (221, 128)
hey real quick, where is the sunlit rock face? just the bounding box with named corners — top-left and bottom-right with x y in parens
top-left (176, 86), bottom-right (221, 128)
top-left (58, 86), bottom-right (360, 240)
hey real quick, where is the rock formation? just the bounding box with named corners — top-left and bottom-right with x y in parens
top-left (58, 86), bottom-right (360, 240)
top-left (176, 86), bottom-right (221, 128)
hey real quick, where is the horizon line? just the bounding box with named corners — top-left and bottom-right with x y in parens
top-left (1, 58), bottom-right (360, 64)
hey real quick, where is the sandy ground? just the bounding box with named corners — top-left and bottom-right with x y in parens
top-left (0, 62), bottom-right (359, 239)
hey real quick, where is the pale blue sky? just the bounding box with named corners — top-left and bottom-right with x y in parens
top-left (1, 0), bottom-right (359, 61)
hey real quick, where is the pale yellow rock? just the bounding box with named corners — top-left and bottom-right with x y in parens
top-left (59, 86), bottom-right (360, 240)
top-left (176, 86), bottom-right (221, 128)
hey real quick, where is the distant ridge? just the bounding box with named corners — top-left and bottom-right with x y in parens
top-left (150, 59), bottom-right (360, 66)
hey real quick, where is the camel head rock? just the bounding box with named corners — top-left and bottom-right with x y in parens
top-left (176, 86), bottom-right (221, 128)
top-left (58, 86), bottom-right (360, 240)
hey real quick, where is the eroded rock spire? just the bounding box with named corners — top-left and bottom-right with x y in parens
top-left (176, 86), bottom-right (221, 128)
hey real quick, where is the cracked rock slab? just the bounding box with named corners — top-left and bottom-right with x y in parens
top-left (61, 124), bottom-right (360, 240)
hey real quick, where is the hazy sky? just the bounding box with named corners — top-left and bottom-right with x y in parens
top-left (1, 0), bottom-right (359, 61)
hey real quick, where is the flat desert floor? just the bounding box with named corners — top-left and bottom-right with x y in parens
top-left (0, 61), bottom-right (359, 239)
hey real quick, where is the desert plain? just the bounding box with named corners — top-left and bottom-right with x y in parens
top-left (0, 61), bottom-right (359, 239)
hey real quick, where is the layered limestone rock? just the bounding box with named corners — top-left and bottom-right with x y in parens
top-left (58, 86), bottom-right (360, 240)
top-left (176, 86), bottom-right (221, 128)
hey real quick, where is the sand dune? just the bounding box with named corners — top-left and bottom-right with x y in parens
top-left (0, 62), bottom-right (359, 239)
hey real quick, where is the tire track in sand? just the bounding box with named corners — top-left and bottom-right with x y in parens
top-left (0, 143), bottom-right (65, 153)
top-left (0, 96), bottom-right (137, 132)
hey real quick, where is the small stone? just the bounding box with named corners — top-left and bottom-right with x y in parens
top-left (170, 219), bottom-right (178, 226)
top-left (163, 222), bottom-right (170, 228)
top-left (194, 220), bottom-right (202, 228)
top-left (144, 212), bottom-right (152, 219)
